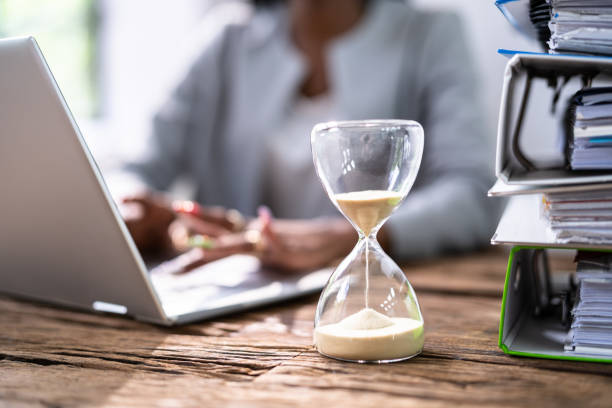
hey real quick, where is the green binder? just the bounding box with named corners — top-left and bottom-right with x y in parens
top-left (499, 245), bottom-right (612, 363)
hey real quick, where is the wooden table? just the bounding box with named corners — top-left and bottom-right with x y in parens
top-left (1, 248), bottom-right (611, 407)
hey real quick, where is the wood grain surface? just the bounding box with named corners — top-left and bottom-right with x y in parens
top-left (1, 248), bottom-right (611, 408)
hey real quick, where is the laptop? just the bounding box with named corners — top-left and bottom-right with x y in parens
top-left (0, 37), bottom-right (330, 325)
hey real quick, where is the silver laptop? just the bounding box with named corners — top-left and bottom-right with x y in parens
top-left (0, 37), bottom-right (330, 325)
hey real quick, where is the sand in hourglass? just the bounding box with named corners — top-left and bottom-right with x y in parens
top-left (335, 190), bottom-right (403, 235)
top-left (314, 190), bottom-right (423, 362)
top-left (314, 308), bottom-right (424, 361)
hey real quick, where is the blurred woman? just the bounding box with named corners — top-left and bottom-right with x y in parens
top-left (121, 0), bottom-right (498, 272)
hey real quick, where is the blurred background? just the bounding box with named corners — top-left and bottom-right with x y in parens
top-left (0, 0), bottom-right (546, 175)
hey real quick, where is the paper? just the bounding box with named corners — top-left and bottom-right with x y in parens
top-left (544, 188), bottom-right (612, 244)
top-left (548, 1), bottom-right (612, 56)
top-left (566, 252), bottom-right (612, 353)
top-left (568, 87), bottom-right (612, 170)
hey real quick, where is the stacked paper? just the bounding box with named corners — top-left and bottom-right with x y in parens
top-left (543, 188), bottom-right (612, 244)
top-left (549, 1), bottom-right (612, 56)
top-left (568, 87), bottom-right (612, 170)
top-left (566, 252), bottom-right (612, 354)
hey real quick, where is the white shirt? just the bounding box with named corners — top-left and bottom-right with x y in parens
top-left (263, 95), bottom-right (337, 218)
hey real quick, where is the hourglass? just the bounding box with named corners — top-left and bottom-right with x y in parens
top-left (311, 120), bottom-right (425, 363)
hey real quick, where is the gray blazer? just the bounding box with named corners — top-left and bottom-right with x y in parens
top-left (125, 0), bottom-right (499, 261)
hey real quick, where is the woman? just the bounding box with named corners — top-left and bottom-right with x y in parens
top-left (121, 0), bottom-right (498, 272)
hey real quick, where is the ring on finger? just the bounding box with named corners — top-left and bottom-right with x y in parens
top-left (244, 229), bottom-right (266, 253)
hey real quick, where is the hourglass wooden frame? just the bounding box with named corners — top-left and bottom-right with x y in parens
top-left (311, 120), bottom-right (425, 363)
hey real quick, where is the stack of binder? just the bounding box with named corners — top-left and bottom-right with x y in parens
top-left (491, 2), bottom-right (612, 363)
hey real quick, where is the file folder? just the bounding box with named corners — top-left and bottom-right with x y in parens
top-left (499, 246), bottom-right (612, 362)
top-left (496, 53), bottom-right (612, 186)
top-left (493, 0), bottom-right (612, 365)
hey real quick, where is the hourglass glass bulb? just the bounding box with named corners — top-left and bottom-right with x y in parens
top-left (311, 120), bottom-right (425, 364)
top-left (313, 236), bottom-right (424, 362)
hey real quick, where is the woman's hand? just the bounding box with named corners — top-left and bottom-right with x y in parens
top-left (255, 215), bottom-right (357, 272)
top-left (168, 201), bottom-right (246, 253)
top-left (123, 198), bottom-right (360, 274)
top-left (121, 193), bottom-right (176, 254)
top-left (121, 195), bottom-right (243, 255)
top-left (168, 207), bottom-right (358, 273)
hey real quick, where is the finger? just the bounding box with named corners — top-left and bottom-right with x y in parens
top-left (119, 201), bottom-right (145, 221)
top-left (177, 213), bottom-right (233, 237)
top-left (201, 207), bottom-right (244, 231)
top-left (122, 195), bottom-right (152, 205)
top-left (258, 206), bottom-right (272, 227)
top-left (177, 234), bottom-right (257, 272)
top-left (122, 194), bottom-right (170, 214)
top-left (213, 233), bottom-right (258, 255)
top-left (122, 196), bottom-right (144, 204)
top-left (172, 201), bottom-right (242, 231)
top-left (168, 220), bottom-right (191, 253)
top-left (258, 237), bottom-right (341, 272)
top-left (258, 206), bottom-right (281, 246)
